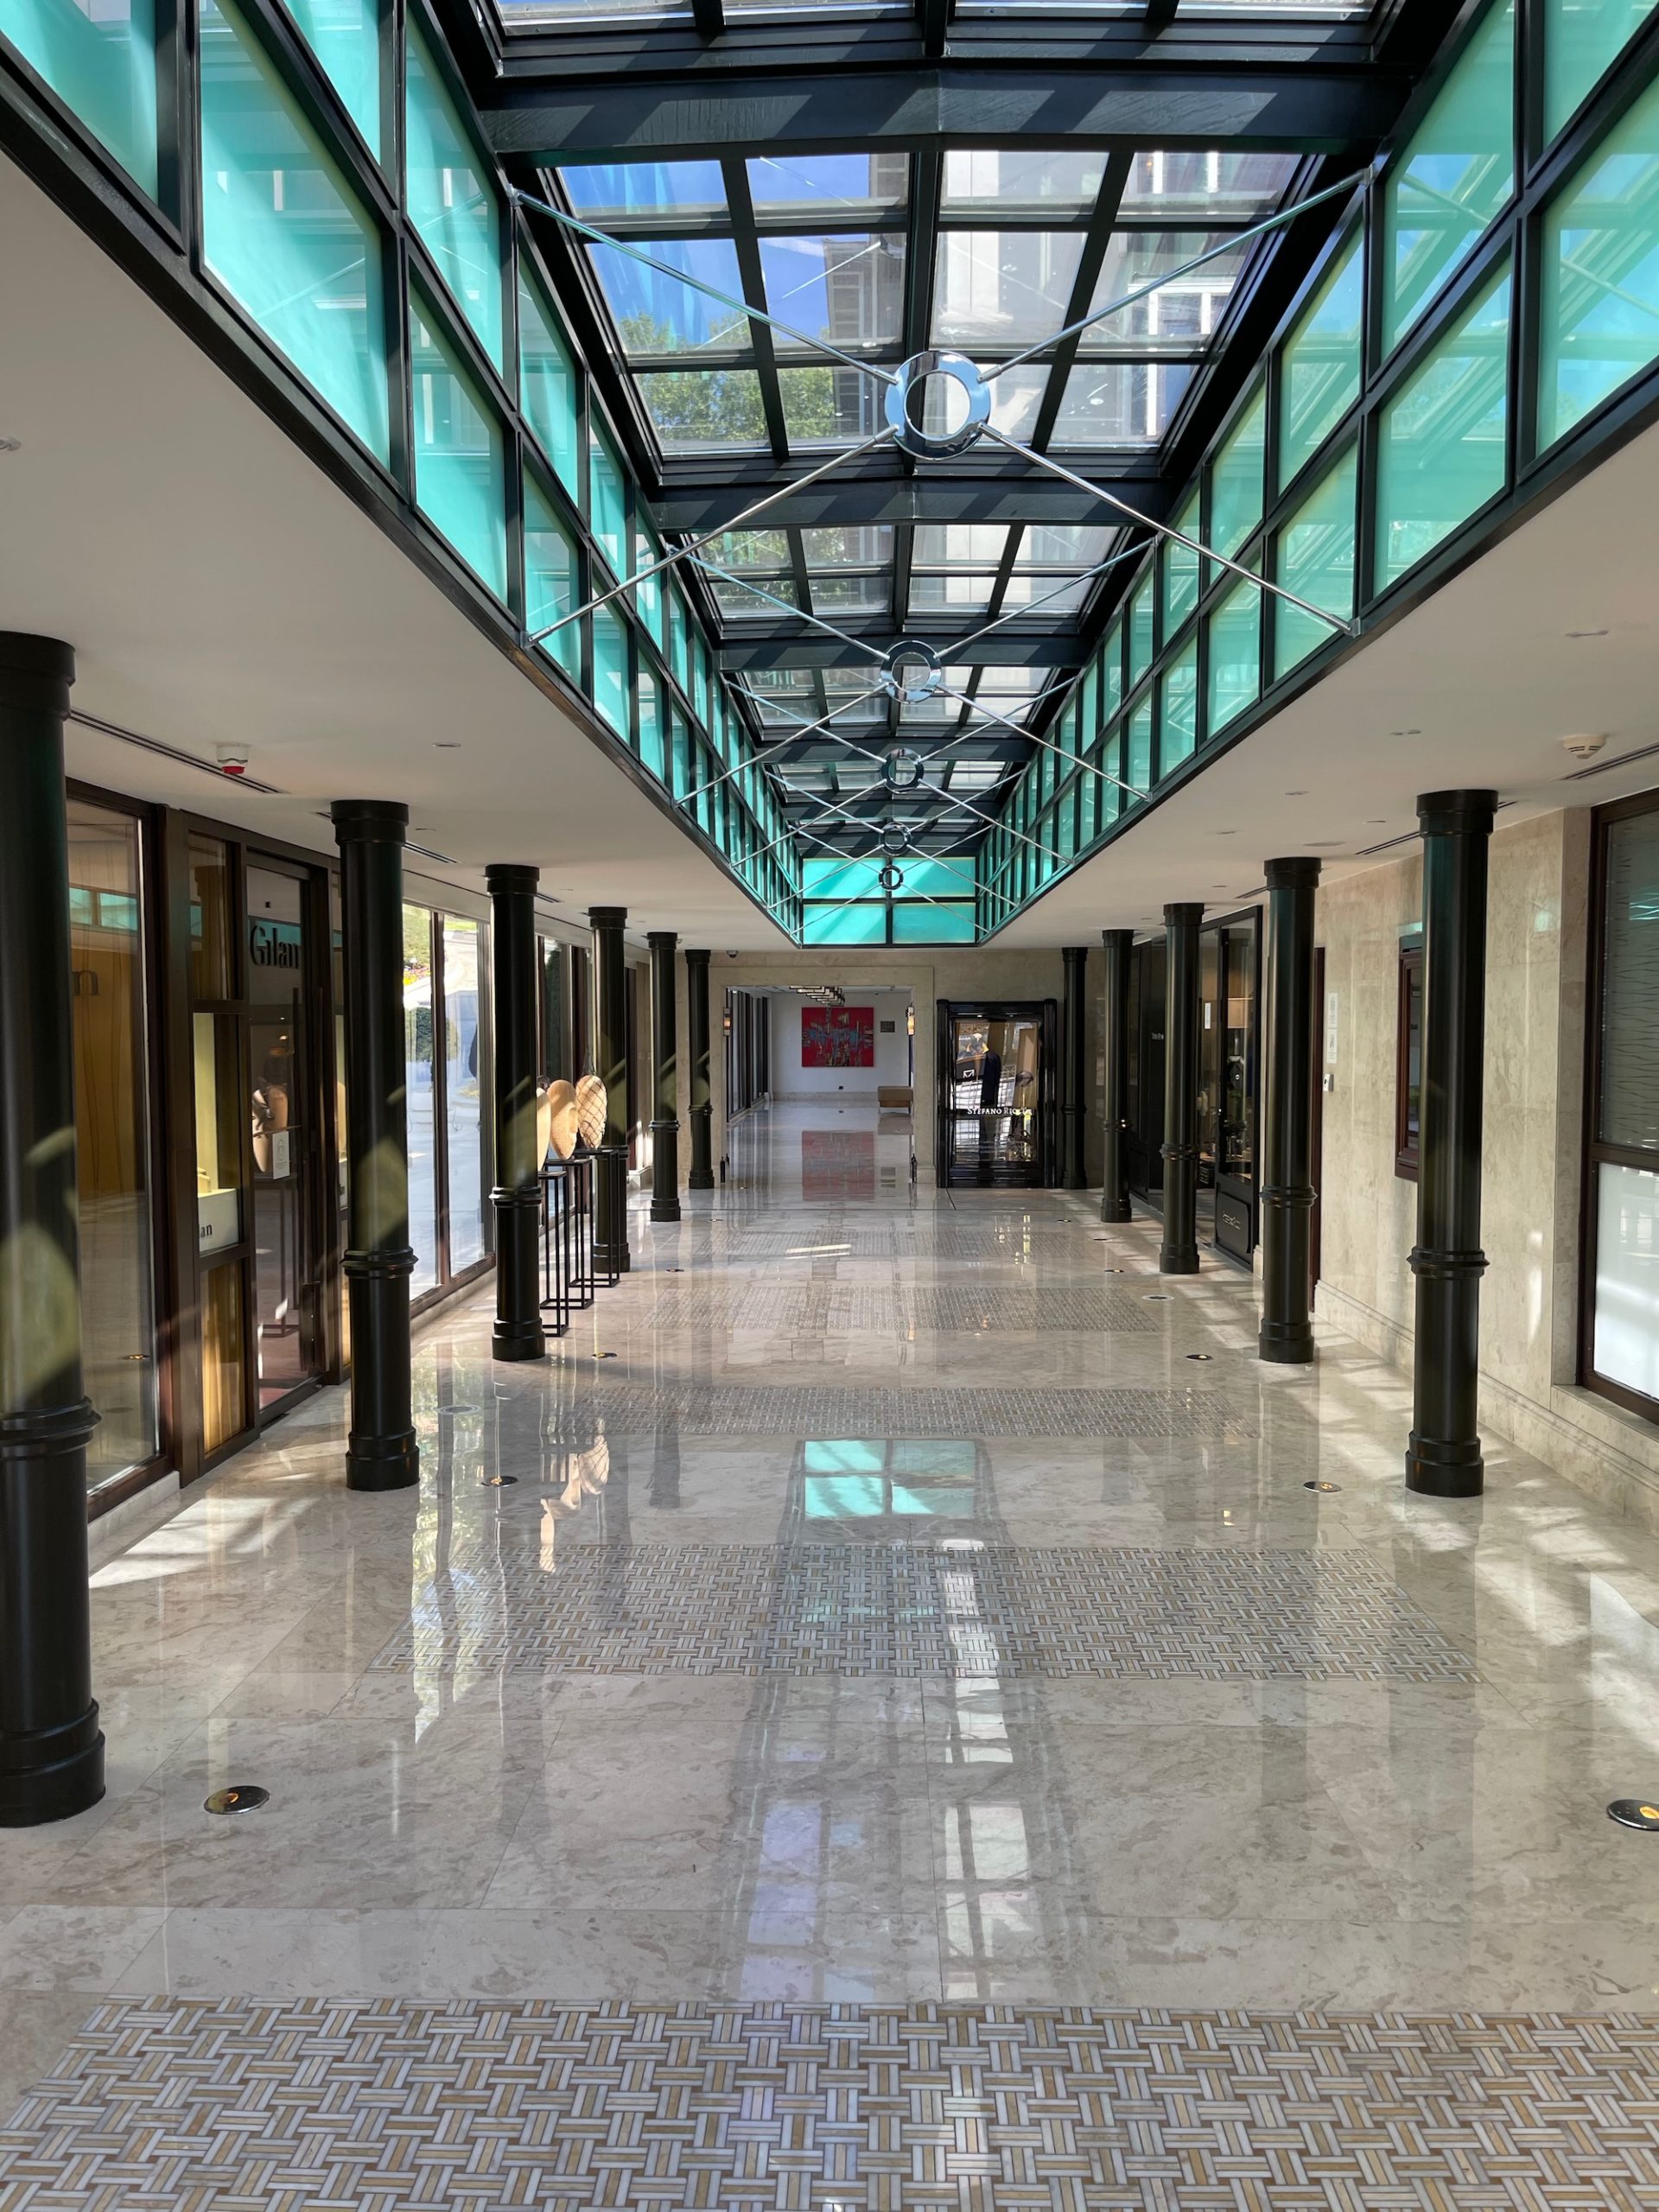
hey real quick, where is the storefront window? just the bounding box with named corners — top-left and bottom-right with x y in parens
top-left (404, 904), bottom-right (439, 1295)
top-left (1586, 796), bottom-right (1659, 1415)
top-left (67, 800), bottom-right (158, 1488)
top-left (246, 865), bottom-right (320, 1410)
top-left (403, 899), bottom-right (488, 1299)
top-left (1396, 944), bottom-right (1423, 1179)
top-left (442, 916), bottom-right (484, 1271)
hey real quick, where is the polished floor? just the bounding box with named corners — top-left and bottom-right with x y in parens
top-left (5, 1103), bottom-right (1659, 2207)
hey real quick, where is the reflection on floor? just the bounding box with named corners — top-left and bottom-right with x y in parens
top-left (5, 1104), bottom-right (1659, 2206)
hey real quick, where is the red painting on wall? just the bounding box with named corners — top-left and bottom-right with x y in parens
top-left (801, 1004), bottom-right (875, 1069)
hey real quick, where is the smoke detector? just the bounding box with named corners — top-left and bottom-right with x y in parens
top-left (1560, 733), bottom-right (1606, 761)
top-left (217, 744), bottom-right (250, 777)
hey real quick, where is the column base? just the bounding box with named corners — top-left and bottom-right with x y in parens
top-left (1159, 1246), bottom-right (1199, 1274)
top-left (1405, 1431), bottom-right (1484, 1497)
top-left (686, 1172), bottom-right (715, 1192)
top-left (0, 1706), bottom-right (105, 1827)
top-left (346, 1434), bottom-right (420, 1491)
top-left (492, 1321), bottom-right (546, 1362)
top-left (650, 1199), bottom-right (683, 1223)
top-left (1100, 1198), bottom-right (1132, 1224)
top-left (1258, 1319), bottom-right (1315, 1364)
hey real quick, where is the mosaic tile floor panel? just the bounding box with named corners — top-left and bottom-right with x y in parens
top-left (662, 1227), bottom-right (1089, 1261)
top-left (634, 1288), bottom-right (1156, 1333)
top-left (542, 1385), bottom-right (1246, 1440)
top-left (6, 1998), bottom-right (1656, 2212)
top-left (371, 1542), bottom-right (1477, 1680)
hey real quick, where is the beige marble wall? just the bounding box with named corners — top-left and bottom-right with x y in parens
top-left (1315, 808), bottom-right (1659, 1527)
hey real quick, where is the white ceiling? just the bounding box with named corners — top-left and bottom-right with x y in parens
top-left (5, 142), bottom-right (1657, 954)
top-left (0, 147), bottom-right (791, 950)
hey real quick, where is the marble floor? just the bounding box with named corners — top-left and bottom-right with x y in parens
top-left (4, 1103), bottom-right (1659, 2206)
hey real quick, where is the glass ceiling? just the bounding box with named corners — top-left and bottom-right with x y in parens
top-left (538, 137), bottom-right (1311, 854)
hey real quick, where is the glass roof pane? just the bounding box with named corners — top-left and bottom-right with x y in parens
top-left (709, 529), bottom-right (792, 571)
top-left (999, 574), bottom-right (1092, 614)
top-left (748, 153), bottom-right (907, 219)
top-left (941, 149), bottom-right (1105, 217)
top-left (779, 365), bottom-right (888, 445)
top-left (800, 525), bottom-right (893, 567)
top-left (914, 524), bottom-right (1010, 565)
top-left (1120, 150), bottom-right (1299, 222)
top-left (759, 234), bottom-right (906, 351)
top-left (587, 238), bottom-right (749, 357)
top-left (562, 161), bottom-right (728, 222)
top-left (1052, 359), bottom-right (1195, 444)
top-left (709, 572), bottom-right (800, 617)
top-left (1014, 524), bottom-right (1117, 567)
top-left (1081, 232), bottom-right (1250, 352)
top-left (909, 573), bottom-right (1000, 616)
top-left (636, 368), bottom-right (768, 450)
top-left (809, 574), bottom-right (890, 615)
top-left (932, 231), bottom-right (1086, 349)
top-left (984, 364), bottom-right (1051, 442)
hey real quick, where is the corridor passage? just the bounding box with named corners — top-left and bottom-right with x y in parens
top-left (3, 1106), bottom-right (1658, 2207)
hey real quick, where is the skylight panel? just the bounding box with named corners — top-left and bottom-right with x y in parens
top-left (585, 238), bottom-right (749, 359)
top-left (636, 369), bottom-right (769, 451)
top-left (758, 235), bottom-right (906, 353)
top-left (931, 231), bottom-right (1087, 351)
top-left (1120, 150), bottom-right (1300, 222)
top-left (1081, 232), bottom-right (1250, 353)
top-left (1052, 360), bottom-right (1194, 443)
top-left (747, 153), bottom-right (907, 219)
top-left (941, 149), bottom-right (1105, 217)
top-left (562, 161), bottom-right (728, 224)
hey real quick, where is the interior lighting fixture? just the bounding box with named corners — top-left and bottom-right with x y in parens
top-left (1304, 1479), bottom-right (1341, 1493)
top-left (1607, 1800), bottom-right (1659, 1832)
top-left (204, 1785), bottom-right (269, 1815)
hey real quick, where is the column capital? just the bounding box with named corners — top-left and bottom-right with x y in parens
top-left (1163, 901), bottom-right (1205, 929)
top-left (485, 863), bottom-right (539, 897)
top-left (331, 799), bottom-right (408, 845)
top-left (646, 929), bottom-right (678, 951)
top-left (0, 632), bottom-right (74, 716)
top-left (1415, 789), bottom-right (1497, 837)
top-left (1264, 856), bottom-right (1322, 891)
top-left (1061, 944), bottom-right (1090, 963)
top-left (1101, 926), bottom-right (1134, 950)
top-left (588, 905), bottom-right (627, 930)
top-left (684, 946), bottom-right (711, 968)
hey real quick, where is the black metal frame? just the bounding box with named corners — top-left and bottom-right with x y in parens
top-left (935, 996), bottom-right (1058, 1189)
top-left (1395, 938), bottom-right (1423, 1181)
top-left (1579, 785), bottom-right (1659, 1427)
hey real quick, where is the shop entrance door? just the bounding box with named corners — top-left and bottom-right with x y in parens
top-left (1198, 912), bottom-right (1260, 1263)
top-left (246, 863), bottom-right (323, 1413)
top-left (937, 1001), bottom-right (1057, 1187)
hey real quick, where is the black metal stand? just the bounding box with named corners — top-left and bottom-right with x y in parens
top-left (1407, 789), bottom-right (1497, 1498)
top-left (685, 948), bottom-right (715, 1192)
top-left (564, 1151), bottom-right (597, 1307)
top-left (539, 1163), bottom-right (572, 1336)
top-left (1259, 858), bottom-right (1321, 1363)
top-left (1060, 944), bottom-right (1088, 1191)
top-left (331, 799), bottom-right (419, 1491)
top-left (648, 931), bottom-right (682, 1224)
top-left (0, 633), bottom-right (105, 1827)
top-left (590, 905), bottom-right (631, 1275)
top-left (487, 863), bottom-right (545, 1363)
top-left (1101, 928), bottom-right (1133, 1224)
top-left (1160, 901), bottom-right (1204, 1275)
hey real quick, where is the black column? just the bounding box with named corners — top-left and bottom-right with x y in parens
top-left (1160, 901), bottom-right (1204, 1275)
top-left (331, 801), bottom-right (418, 1491)
top-left (1059, 944), bottom-right (1088, 1191)
top-left (0, 635), bottom-right (104, 1827)
top-left (1101, 928), bottom-right (1133, 1224)
top-left (685, 949), bottom-right (715, 1191)
top-left (486, 864), bottom-right (545, 1363)
top-left (1258, 858), bottom-right (1321, 1364)
top-left (648, 932), bottom-right (682, 1224)
top-left (590, 906), bottom-right (631, 1274)
top-left (1407, 790), bottom-right (1497, 1498)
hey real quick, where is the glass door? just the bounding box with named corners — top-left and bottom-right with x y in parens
top-left (246, 863), bottom-right (322, 1413)
top-left (942, 1005), bottom-right (1047, 1187)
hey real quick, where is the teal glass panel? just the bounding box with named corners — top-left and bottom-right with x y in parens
top-left (524, 476), bottom-right (581, 682)
top-left (1547, 0), bottom-right (1656, 142)
top-left (897, 858), bottom-right (975, 898)
top-left (1099, 623), bottom-right (1123, 723)
top-left (1376, 268), bottom-right (1510, 588)
top-left (1160, 644), bottom-right (1198, 774)
top-left (200, 0), bottom-right (386, 461)
top-left (1077, 766), bottom-right (1100, 847)
top-left (1276, 447), bottom-right (1357, 675)
top-left (588, 425), bottom-right (628, 579)
top-left (670, 713), bottom-right (691, 798)
top-left (893, 904), bottom-right (976, 944)
top-left (1128, 702), bottom-right (1153, 798)
top-left (410, 288), bottom-right (505, 596)
top-left (1540, 77), bottom-right (1659, 448)
top-left (1382, 0), bottom-right (1515, 354)
top-left (668, 588), bottom-right (690, 692)
top-left (2, 0), bottom-right (156, 188)
top-left (1207, 578), bottom-right (1261, 730)
top-left (638, 671), bottom-right (664, 779)
top-left (1161, 493), bottom-right (1201, 634)
top-left (1278, 231), bottom-right (1362, 492)
top-left (1128, 573), bottom-right (1155, 686)
top-left (634, 529), bottom-right (664, 648)
top-left (804, 904), bottom-right (887, 945)
top-left (1058, 788), bottom-right (1077, 861)
top-left (593, 610), bottom-right (628, 739)
top-left (1099, 731), bottom-right (1123, 826)
top-left (1210, 385), bottom-right (1266, 559)
top-left (804, 856), bottom-right (883, 898)
top-left (518, 275), bottom-right (580, 497)
top-left (405, 20), bottom-right (501, 367)
top-left (283, 0), bottom-right (377, 155)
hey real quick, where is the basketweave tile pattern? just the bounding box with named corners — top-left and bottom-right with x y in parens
top-left (631, 1288), bottom-right (1157, 1333)
top-left (540, 1385), bottom-right (1246, 1440)
top-left (660, 1226), bottom-right (1089, 1261)
top-left (5, 1997), bottom-right (1657, 2212)
top-left (369, 1542), bottom-right (1477, 1680)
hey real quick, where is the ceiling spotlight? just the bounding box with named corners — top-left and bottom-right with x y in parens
top-left (885, 747), bottom-right (925, 790)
